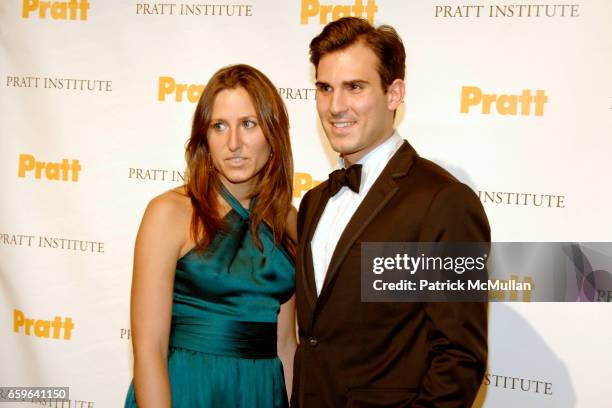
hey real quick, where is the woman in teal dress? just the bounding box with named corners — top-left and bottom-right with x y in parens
top-left (125, 64), bottom-right (297, 407)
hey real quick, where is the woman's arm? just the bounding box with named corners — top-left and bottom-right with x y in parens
top-left (130, 193), bottom-right (187, 407)
top-left (277, 206), bottom-right (298, 399)
top-left (277, 294), bottom-right (297, 400)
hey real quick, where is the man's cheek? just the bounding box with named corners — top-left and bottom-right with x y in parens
top-left (316, 99), bottom-right (328, 117)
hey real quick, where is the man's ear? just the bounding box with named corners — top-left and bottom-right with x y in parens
top-left (386, 79), bottom-right (405, 111)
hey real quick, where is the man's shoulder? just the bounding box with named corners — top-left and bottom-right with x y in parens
top-left (392, 151), bottom-right (490, 240)
top-left (405, 155), bottom-right (464, 190)
top-left (389, 152), bottom-right (481, 207)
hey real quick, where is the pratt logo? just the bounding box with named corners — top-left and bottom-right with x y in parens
top-left (1, 232), bottom-right (105, 253)
top-left (120, 328), bottom-right (131, 340)
top-left (18, 154), bottom-right (82, 182)
top-left (483, 373), bottom-right (552, 395)
top-left (294, 172), bottom-right (322, 198)
top-left (278, 87), bottom-right (316, 101)
top-left (6, 75), bottom-right (113, 92)
top-left (301, 0), bottom-right (378, 24)
top-left (158, 76), bottom-right (204, 103)
top-left (128, 167), bottom-right (185, 182)
top-left (435, 4), bottom-right (579, 18)
top-left (478, 191), bottom-right (565, 208)
top-left (159, 78), bottom-right (316, 103)
top-left (137, 3), bottom-right (253, 16)
top-left (13, 309), bottom-right (75, 340)
top-left (22, 0), bottom-right (90, 20)
top-left (31, 399), bottom-right (95, 407)
top-left (460, 86), bottom-right (548, 116)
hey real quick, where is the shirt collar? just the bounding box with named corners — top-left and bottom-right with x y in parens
top-left (337, 130), bottom-right (404, 195)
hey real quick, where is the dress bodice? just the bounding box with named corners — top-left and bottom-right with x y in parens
top-left (172, 186), bottom-right (295, 324)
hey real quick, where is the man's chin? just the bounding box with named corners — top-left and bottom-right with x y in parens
top-left (327, 139), bottom-right (356, 156)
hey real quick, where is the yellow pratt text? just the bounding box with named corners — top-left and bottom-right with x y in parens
top-left (13, 309), bottom-right (75, 340)
top-left (22, 0), bottom-right (90, 20)
top-left (301, 0), bottom-right (378, 24)
top-left (18, 154), bottom-right (81, 182)
top-left (294, 172), bottom-right (322, 198)
top-left (460, 86), bottom-right (548, 116)
top-left (158, 76), bottom-right (205, 102)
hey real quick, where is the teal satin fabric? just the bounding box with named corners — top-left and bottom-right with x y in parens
top-left (171, 186), bottom-right (294, 325)
top-left (169, 316), bottom-right (277, 358)
top-left (125, 186), bottom-right (294, 407)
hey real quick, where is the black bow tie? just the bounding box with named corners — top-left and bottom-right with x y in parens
top-left (328, 164), bottom-right (362, 196)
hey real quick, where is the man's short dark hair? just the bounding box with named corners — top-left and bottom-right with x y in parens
top-left (309, 17), bottom-right (406, 92)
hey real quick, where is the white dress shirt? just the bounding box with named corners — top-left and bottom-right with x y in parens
top-left (311, 131), bottom-right (404, 295)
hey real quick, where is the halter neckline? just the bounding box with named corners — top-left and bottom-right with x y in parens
top-left (219, 184), bottom-right (255, 220)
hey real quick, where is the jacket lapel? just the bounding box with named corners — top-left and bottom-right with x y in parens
top-left (317, 141), bottom-right (417, 306)
top-left (300, 182), bottom-right (331, 312)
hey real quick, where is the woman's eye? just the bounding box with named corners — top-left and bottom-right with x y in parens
top-left (212, 122), bottom-right (227, 131)
top-left (242, 119), bottom-right (257, 129)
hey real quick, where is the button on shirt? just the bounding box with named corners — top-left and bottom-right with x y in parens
top-left (311, 131), bottom-right (404, 295)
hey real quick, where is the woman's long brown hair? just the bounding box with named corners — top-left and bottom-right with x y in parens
top-left (184, 64), bottom-right (295, 257)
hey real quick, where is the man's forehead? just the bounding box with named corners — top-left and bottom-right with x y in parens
top-left (316, 43), bottom-right (380, 83)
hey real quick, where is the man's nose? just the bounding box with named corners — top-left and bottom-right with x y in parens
top-left (330, 90), bottom-right (348, 116)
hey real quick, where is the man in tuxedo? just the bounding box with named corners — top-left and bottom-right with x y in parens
top-left (291, 17), bottom-right (490, 408)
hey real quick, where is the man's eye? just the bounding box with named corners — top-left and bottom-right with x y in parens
top-left (351, 83), bottom-right (363, 90)
top-left (243, 119), bottom-right (257, 129)
top-left (317, 84), bottom-right (332, 92)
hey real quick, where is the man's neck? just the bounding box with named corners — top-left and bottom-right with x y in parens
top-left (342, 129), bottom-right (396, 167)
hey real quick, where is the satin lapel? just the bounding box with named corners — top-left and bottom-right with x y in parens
top-left (317, 142), bottom-right (417, 306)
top-left (300, 184), bottom-right (331, 312)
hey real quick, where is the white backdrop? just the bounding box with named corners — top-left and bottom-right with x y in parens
top-left (1, 1), bottom-right (611, 406)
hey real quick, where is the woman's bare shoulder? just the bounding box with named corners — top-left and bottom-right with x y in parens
top-left (138, 187), bottom-right (192, 250)
top-left (146, 188), bottom-right (190, 219)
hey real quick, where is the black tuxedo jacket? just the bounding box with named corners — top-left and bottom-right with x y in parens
top-left (291, 141), bottom-right (490, 408)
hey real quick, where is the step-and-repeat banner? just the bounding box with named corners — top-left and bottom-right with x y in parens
top-left (1, 1), bottom-right (611, 406)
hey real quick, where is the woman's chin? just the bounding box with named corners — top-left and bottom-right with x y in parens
top-left (219, 171), bottom-right (256, 187)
